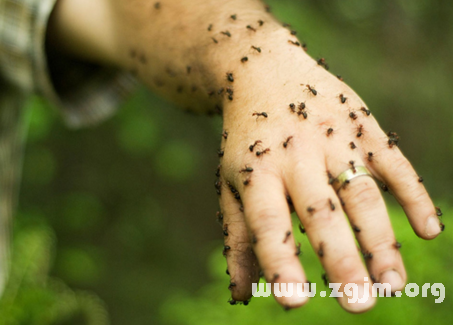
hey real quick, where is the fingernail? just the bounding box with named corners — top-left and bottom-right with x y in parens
top-left (380, 270), bottom-right (404, 291)
top-left (426, 215), bottom-right (441, 237)
top-left (340, 284), bottom-right (375, 313)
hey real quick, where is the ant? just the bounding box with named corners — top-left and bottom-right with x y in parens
top-left (288, 40), bottom-right (300, 46)
top-left (337, 75), bottom-right (344, 81)
top-left (239, 165), bottom-right (253, 173)
top-left (317, 58), bottom-right (329, 70)
top-left (256, 148), bottom-right (270, 157)
top-left (226, 269), bottom-right (229, 275)
top-left (226, 88), bottom-right (233, 101)
top-left (239, 205), bottom-right (244, 212)
top-left (226, 72), bottom-right (234, 82)
top-left (327, 171), bottom-right (336, 185)
top-left (349, 141), bottom-right (357, 149)
top-left (243, 178), bottom-right (251, 186)
top-left (295, 243), bottom-right (302, 256)
top-left (418, 176), bottom-right (423, 183)
top-left (228, 299), bottom-right (237, 305)
top-left (286, 195), bottom-right (293, 206)
top-left (393, 241), bottom-right (402, 249)
top-left (322, 273), bottom-right (329, 286)
top-left (367, 152), bottom-right (374, 162)
top-left (221, 31), bottom-right (231, 37)
top-left (216, 211), bottom-right (223, 224)
top-left (289, 103), bottom-right (296, 112)
top-left (302, 43), bottom-right (308, 51)
top-left (362, 251), bottom-right (373, 260)
top-left (290, 30), bottom-right (297, 35)
top-left (214, 180), bottom-right (221, 195)
top-left (246, 25), bottom-right (256, 32)
top-left (218, 149), bottom-right (224, 157)
top-left (357, 124), bottom-right (364, 138)
top-left (283, 136), bottom-right (293, 148)
top-left (251, 45), bottom-right (261, 53)
top-left (283, 230), bottom-right (291, 243)
top-left (307, 206), bottom-right (315, 215)
top-left (381, 183), bottom-right (389, 192)
top-left (299, 224), bottom-right (306, 234)
top-left (440, 223), bottom-right (445, 232)
top-left (222, 130), bottom-right (228, 139)
top-left (349, 111), bottom-right (358, 120)
top-left (298, 110), bottom-right (308, 119)
top-left (436, 207), bottom-right (443, 217)
top-left (283, 23), bottom-right (291, 27)
top-left (228, 282), bottom-right (236, 289)
top-left (339, 94), bottom-right (347, 104)
top-left (207, 24), bottom-right (213, 31)
top-left (215, 165), bottom-right (221, 177)
top-left (230, 14), bottom-right (237, 20)
top-left (217, 88), bottom-right (224, 95)
top-left (241, 56), bottom-right (248, 63)
top-left (353, 225), bottom-right (361, 232)
top-left (154, 2), bottom-right (161, 9)
top-left (212, 37), bottom-right (218, 44)
top-left (326, 128), bottom-right (334, 136)
top-left (223, 224), bottom-right (229, 236)
top-left (349, 160), bottom-right (357, 173)
top-left (328, 198), bottom-right (335, 211)
top-left (387, 131), bottom-right (400, 148)
top-left (258, 20), bottom-right (264, 26)
top-left (301, 84), bottom-right (317, 96)
top-left (249, 140), bottom-right (262, 152)
top-left (223, 245), bottom-right (231, 256)
top-left (360, 107), bottom-right (371, 116)
top-left (318, 242), bottom-right (324, 257)
top-left (252, 111), bottom-right (268, 119)
top-left (298, 102), bottom-right (306, 110)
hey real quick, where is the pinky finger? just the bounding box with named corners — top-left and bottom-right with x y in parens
top-left (219, 184), bottom-right (260, 303)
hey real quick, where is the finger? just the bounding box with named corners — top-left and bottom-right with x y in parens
top-left (367, 146), bottom-right (442, 239)
top-left (240, 167), bottom-right (308, 309)
top-left (286, 152), bottom-right (375, 313)
top-left (219, 180), bottom-right (260, 303)
top-left (330, 156), bottom-right (406, 294)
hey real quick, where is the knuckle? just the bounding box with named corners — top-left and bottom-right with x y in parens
top-left (344, 180), bottom-right (382, 208)
top-left (330, 253), bottom-right (364, 283)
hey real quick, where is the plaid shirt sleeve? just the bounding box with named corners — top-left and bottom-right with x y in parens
top-left (0, 0), bottom-right (138, 296)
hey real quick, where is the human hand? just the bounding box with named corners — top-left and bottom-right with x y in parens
top-left (216, 31), bottom-right (443, 312)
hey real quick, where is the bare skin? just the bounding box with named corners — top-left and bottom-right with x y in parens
top-left (47, 0), bottom-right (442, 312)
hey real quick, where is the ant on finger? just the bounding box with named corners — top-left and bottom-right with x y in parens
top-left (249, 140), bottom-right (262, 152)
top-left (252, 111), bottom-right (268, 120)
top-left (301, 84), bottom-right (317, 96)
top-left (256, 148), bottom-right (270, 157)
top-left (239, 165), bottom-right (253, 173)
top-left (283, 136), bottom-right (293, 148)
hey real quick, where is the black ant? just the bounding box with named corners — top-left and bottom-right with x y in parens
top-left (251, 46), bottom-right (261, 53)
top-left (239, 165), bottom-right (253, 173)
top-left (258, 20), bottom-right (264, 26)
top-left (349, 160), bottom-right (356, 173)
top-left (298, 111), bottom-right (308, 119)
top-left (221, 31), bottom-right (231, 37)
top-left (243, 178), bottom-right (251, 186)
top-left (286, 195), bottom-right (293, 206)
top-left (322, 273), bottom-right (329, 286)
top-left (249, 140), bottom-right (262, 152)
top-left (302, 43), bottom-right (307, 51)
top-left (298, 102), bottom-right (306, 110)
top-left (418, 176), bottom-right (423, 183)
top-left (349, 141), bottom-right (356, 149)
top-left (318, 242), bottom-right (324, 257)
top-left (223, 245), bottom-right (231, 256)
top-left (327, 171), bottom-right (336, 185)
top-left (217, 88), bottom-right (224, 95)
top-left (283, 136), bottom-right (293, 148)
top-left (299, 224), bottom-right (306, 234)
top-left (436, 207), bottom-right (443, 217)
top-left (337, 75), bottom-right (344, 81)
top-left (230, 14), bottom-right (237, 20)
top-left (387, 131), bottom-right (400, 148)
top-left (326, 128), bottom-right (334, 136)
top-left (218, 149), bottom-right (224, 157)
top-left (223, 224), bottom-right (229, 236)
top-left (154, 2), bottom-right (161, 9)
top-left (301, 84), bottom-right (317, 96)
top-left (290, 30), bottom-right (297, 35)
top-left (317, 58), bottom-right (329, 70)
top-left (362, 251), bottom-right (373, 260)
top-left (307, 206), bottom-right (315, 215)
top-left (289, 103), bottom-right (296, 112)
top-left (226, 87), bottom-right (234, 101)
top-left (228, 282), bottom-right (236, 289)
top-left (288, 40), bottom-right (300, 46)
top-left (222, 130), bottom-right (228, 139)
top-left (241, 56), bottom-right (248, 63)
top-left (329, 199), bottom-right (335, 211)
top-left (381, 183), bottom-right (389, 192)
top-left (360, 107), bottom-right (371, 116)
top-left (228, 299), bottom-right (237, 305)
top-left (339, 94), bottom-right (347, 104)
top-left (353, 225), bottom-right (361, 233)
top-left (207, 24), bottom-right (213, 31)
top-left (393, 241), bottom-right (402, 249)
top-left (214, 180), bottom-right (221, 195)
top-left (226, 269), bottom-right (229, 275)
top-left (252, 111), bottom-right (268, 120)
top-left (349, 111), bottom-right (358, 120)
top-left (239, 205), bottom-right (244, 212)
top-left (216, 211), bottom-right (223, 224)
top-left (256, 148), bottom-right (270, 157)
top-left (357, 124), bottom-right (364, 138)
top-left (215, 165), bottom-right (221, 177)
top-left (283, 230), bottom-right (291, 243)
top-left (226, 72), bottom-right (234, 82)
top-left (367, 152), bottom-right (374, 162)
top-left (246, 25), bottom-right (256, 32)
top-left (212, 37), bottom-right (218, 44)
top-left (295, 243), bottom-right (302, 256)
top-left (440, 223), bottom-right (445, 232)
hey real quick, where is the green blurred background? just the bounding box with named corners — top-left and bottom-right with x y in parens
top-left (1, 0), bottom-right (452, 324)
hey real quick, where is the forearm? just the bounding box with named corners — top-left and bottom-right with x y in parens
top-left (47, 0), bottom-right (317, 114)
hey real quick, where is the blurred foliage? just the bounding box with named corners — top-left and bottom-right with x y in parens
top-left (4, 0), bottom-right (452, 324)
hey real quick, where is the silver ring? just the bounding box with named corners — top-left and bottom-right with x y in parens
top-left (332, 166), bottom-right (373, 192)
